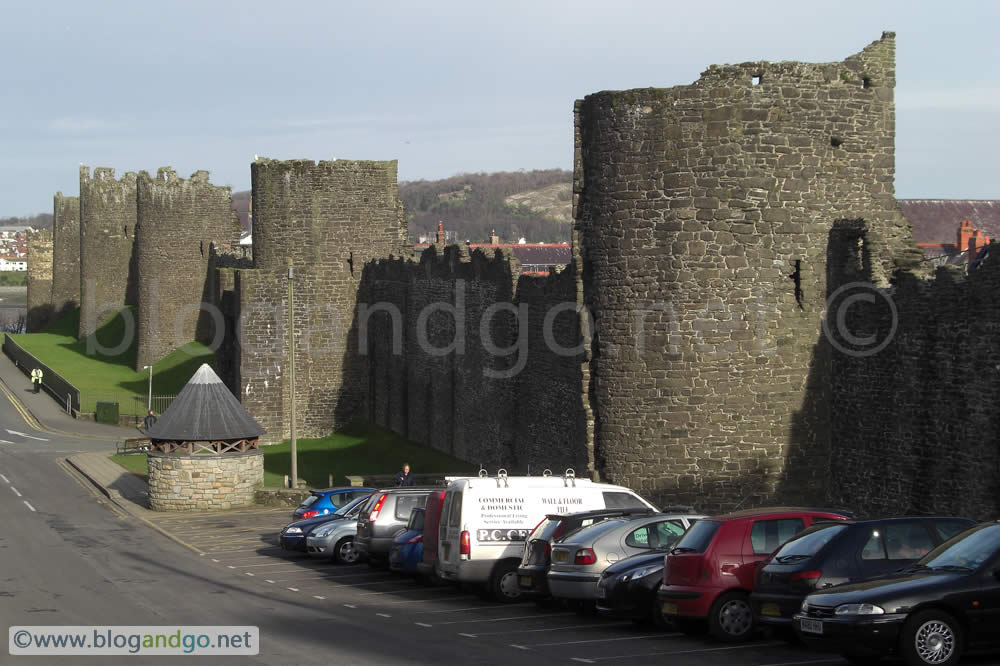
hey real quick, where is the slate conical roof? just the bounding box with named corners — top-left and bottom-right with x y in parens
top-left (146, 364), bottom-right (266, 441)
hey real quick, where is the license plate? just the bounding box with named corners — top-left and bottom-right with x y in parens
top-left (596, 587), bottom-right (606, 599)
top-left (761, 603), bottom-right (780, 617)
top-left (800, 618), bottom-right (823, 635)
top-left (519, 576), bottom-right (532, 587)
top-left (661, 602), bottom-right (677, 615)
top-left (553, 551), bottom-right (568, 563)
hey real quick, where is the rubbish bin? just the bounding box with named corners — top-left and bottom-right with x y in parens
top-left (95, 401), bottom-right (119, 425)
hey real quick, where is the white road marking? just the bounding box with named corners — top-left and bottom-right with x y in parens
top-left (570, 659), bottom-right (594, 664)
top-left (509, 644), bottom-right (529, 650)
top-left (584, 641), bottom-right (784, 662)
top-left (287, 587), bottom-right (299, 592)
top-left (211, 559), bottom-right (219, 562)
top-left (344, 604), bottom-right (358, 609)
top-left (376, 613), bottom-right (391, 618)
top-left (10, 486), bottom-right (21, 497)
top-left (527, 634), bottom-right (678, 648)
top-left (245, 573), bottom-right (254, 576)
top-left (0, 440), bottom-right (15, 445)
top-left (435, 612), bottom-right (574, 626)
top-left (0, 474), bottom-right (8, 483)
top-left (313, 596), bottom-right (325, 600)
top-left (414, 622), bottom-right (432, 627)
top-left (458, 633), bottom-right (477, 638)
top-left (476, 622), bottom-right (628, 637)
top-left (6, 429), bottom-right (48, 441)
top-left (265, 580), bottom-right (276, 584)
top-left (379, 595), bottom-right (477, 606)
top-left (413, 604), bottom-right (503, 614)
top-left (23, 501), bottom-right (36, 512)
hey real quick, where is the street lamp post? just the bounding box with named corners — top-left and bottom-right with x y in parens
top-left (142, 365), bottom-right (153, 413)
top-left (287, 259), bottom-right (298, 489)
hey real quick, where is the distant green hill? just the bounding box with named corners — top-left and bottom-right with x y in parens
top-left (231, 169), bottom-right (574, 245)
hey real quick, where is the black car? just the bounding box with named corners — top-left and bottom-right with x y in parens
top-left (595, 550), bottom-right (671, 628)
top-left (279, 495), bottom-right (371, 552)
top-left (752, 516), bottom-right (975, 628)
top-left (794, 521), bottom-right (1000, 666)
top-left (518, 507), bottom-right (655, 597)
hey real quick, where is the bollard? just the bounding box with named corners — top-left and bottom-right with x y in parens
top-left (284, 474), bottom-right (289, 489)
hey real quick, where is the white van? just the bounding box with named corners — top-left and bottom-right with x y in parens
top-left (436, 469), bottom-right (656, 602)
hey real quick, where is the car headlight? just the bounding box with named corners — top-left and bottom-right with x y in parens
top-left (283, 527), bottom-right (303, 535)
top-left (622, 565), bottom-right (662, 582)
top-left (835, 603), bottom-right (884, 616)
top-left (311, 523), bottom-right (338, 537)
top-left (800, 600), bottom-right (809, 613)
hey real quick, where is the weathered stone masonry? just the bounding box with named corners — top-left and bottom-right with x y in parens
top-left (51, 193), bottom-right (81, 317)
top-left (135, 168), bottom-right (242, 369)
top-left (147, 451), bottom-right (263, 511)
top-left (79, 166), bottom-right (138, 338)
top-left (217, 159), bottom-right (408, 444)
top-left (26, 230), bottom-right (54, 332)
top-left (574, 32), bottom-right (920, 509)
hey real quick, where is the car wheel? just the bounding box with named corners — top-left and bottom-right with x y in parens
top-left (708, 591), bottom-right (755, 642)
top-left (899, 610), bottom-right (962, 666)
top-left (490, 561), bottom-right (522, 603)
top-left (333, 537), bottom-right (359, 565)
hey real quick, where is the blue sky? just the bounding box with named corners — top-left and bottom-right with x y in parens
top-left (1, 1), bottom-right (997, 215)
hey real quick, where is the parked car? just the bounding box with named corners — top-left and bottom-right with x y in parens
top-left (795, 520), bottom-right (1000, 666)
top-left (305, 493), bottom-right (374, 563)
top-left (390, 508), bottom-right (426, 575)
top-left (437, 470), bottom-right (657, 602)
top-left (415, 490), bottom-right (447, 581)
top-left (752, 516), bottom-right (976, 629)
top-left (280, 494), bottom-right (373, 552)
top-left (355, 487), bottom-right (434, 567)
top-left (518, 507), bottom-right (658, 598)
top-left (548, 511), bottom-right (703, 605)
top-left (292, 486), bottom-right (374, 519)
top-left (658, 507), bottom-right (851, 642)
top-left (596, 550), bottom-right (676, 628)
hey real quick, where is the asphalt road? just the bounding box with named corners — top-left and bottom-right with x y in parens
top-left (1, 386), bottom-right (998, 665)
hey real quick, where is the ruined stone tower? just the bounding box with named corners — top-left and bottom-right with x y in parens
top-left (217, 159), bottom-right (407, 443)
top-left (51, 193), bottom-right (81, 317)
top-left (79, 166), bottom-right (138, 338)
top-left (574, 32), bottom-right (917, 507)
top-left (135, 168), bottom-right (242, 370)
top-left (26, 229), bottom-right (54, 332)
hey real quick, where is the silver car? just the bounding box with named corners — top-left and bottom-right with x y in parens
top-left (547, 512), bottom-right (704, 601)
top-left (305, 495), bottom-right (371, 564)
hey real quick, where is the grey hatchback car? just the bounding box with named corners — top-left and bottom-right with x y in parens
top-left (547, 512), bottom-right (704, 601)
top-left (354, 487), bottom-right (433, 566)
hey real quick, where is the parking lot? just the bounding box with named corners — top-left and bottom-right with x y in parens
top-left (145, 507), bottom-right (867, 666)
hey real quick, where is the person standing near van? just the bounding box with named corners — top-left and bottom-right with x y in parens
top-left (394, 463), bottom-right (415, 487)
top-left (30, 367), bottom-right (43, 394)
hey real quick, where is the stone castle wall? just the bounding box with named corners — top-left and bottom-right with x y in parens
top-left (147, 452), bottom-right (263, 511)
top-left (79, 166), bottom-right (138, 338)
top-left (218, 159), bottom-right (408, 443)
top-left (51, 193), bottom-right (81, 317)
top-left (359, 245), bottom-right (590, 472)
top-left (135, 168), bottom-right (242, 369)
top-left (26, 229), bottom-right (54, 332)
top-left (573, 32), bottom-right (921, 509)
top-left (826, 221), bottom-right (1000, 520)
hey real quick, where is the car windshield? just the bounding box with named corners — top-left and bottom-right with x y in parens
top-left (336, 495), bottom-right (370, 517)
top-left (671, 520), bottom-right (720, 553)
top-left (920, 523), bottom-right (1000, 571)
top-left (298, 494), bottom-right (319, 509)
top-left (531, 519), bottom-right (559, 541)
top-left (771, 524), bottom-right (847, 562)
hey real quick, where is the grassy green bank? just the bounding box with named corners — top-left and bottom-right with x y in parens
top-left (12, 307), bottom-right (212, 414)
top-left (110, 423), bottom-right (478, 488)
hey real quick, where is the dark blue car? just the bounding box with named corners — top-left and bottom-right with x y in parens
top-left (389, 507), bottom-right (425, 575)
top-left (293, 487), bottom-right (375, 520)
top-left (281, 494), bottom-right (371, 552)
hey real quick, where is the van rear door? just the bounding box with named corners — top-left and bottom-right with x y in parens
top-left (438, 490), bottom-right (463, 572)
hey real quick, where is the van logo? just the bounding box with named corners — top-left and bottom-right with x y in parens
top-left (477, 529), bottom-right (530, 542)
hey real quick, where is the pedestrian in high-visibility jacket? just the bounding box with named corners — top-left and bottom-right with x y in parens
top-left (30, 367), bottom-right (43, 394)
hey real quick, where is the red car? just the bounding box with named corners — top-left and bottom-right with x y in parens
top-left (657, 507), bottom-right (850, 642)
top-left (415, 490), bottom-right (447, 582)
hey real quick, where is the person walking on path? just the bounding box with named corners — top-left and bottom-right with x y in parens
top-left (143, 410), bottom-right (157, 433)
top-left (30, 367), bottom-right (43, 394)
top-left (394, 463), bottom-right (416, 487)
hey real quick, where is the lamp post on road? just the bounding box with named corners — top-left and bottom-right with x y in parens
top-left (142, 365), bottom-right (153, 413)
top-left (287, 259), bottom-right (298, 489)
